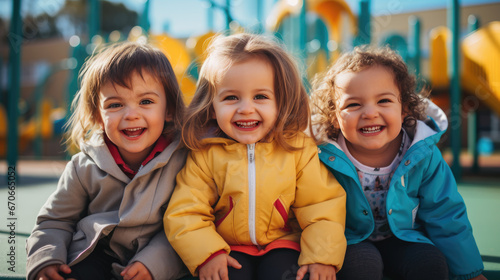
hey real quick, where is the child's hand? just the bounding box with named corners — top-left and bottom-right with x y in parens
top-left (198, 254), bottom-right (242, 280)
top-left (35, 264), bottom-right (74, 280)
top-left (121, 261), bottom-right (152, 280)
top-left (296, 263), bottom-right (336, 280)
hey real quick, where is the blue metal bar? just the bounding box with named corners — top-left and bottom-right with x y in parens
top-left (7, 0), bottom-right (22, 177)
top-left (256, 0), bottom-right (263, 33)
top-left (139, 0), bottom-right (151, 33)
top-left (355, 0), bottom-right (371, 46)
top-left (409, 16), bottom-right (421, 78)
top-left (203, 0), bottom-right (233, 31)
top-left (448, 0), bottom-right (462, 180)
top-left (226, 0), bottom-right (231, 31)
top-left (88, 0), bottom-right (100, 41)
top-left (467, 14), bottom-right (480, 172)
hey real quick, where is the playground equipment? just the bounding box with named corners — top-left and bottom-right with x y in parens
top-left (462, 21), bottom-right (500, 116)
top-left (0, 99), bottom-right (67, 158)
top-left (429, 21), bottom-right (500, 116)
top-left (148, 33), bottom-right (197, 103)
top-left (266, 0), bottom-right (360, 82)
top-left (0, 56), bottom-right (76, 158)
top-left (267, 0), bottom-right (357, 52)
top-left (4, 0), bottom-right (499, 178)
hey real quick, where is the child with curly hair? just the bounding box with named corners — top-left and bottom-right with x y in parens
top-left (310, 46), bottom-right (485, 280)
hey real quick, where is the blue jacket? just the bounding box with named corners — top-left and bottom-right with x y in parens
top-left (315, 101), bottom-right (484, 280)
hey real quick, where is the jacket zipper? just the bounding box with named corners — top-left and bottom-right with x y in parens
top-left (247, 143), bottom-right (258, 245)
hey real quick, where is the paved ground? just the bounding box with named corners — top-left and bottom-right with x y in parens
top-left (0, 159), bottom-right (499, 279)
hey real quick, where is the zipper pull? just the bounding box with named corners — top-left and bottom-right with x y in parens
top-left (248, 144), bottom-right (255, 163)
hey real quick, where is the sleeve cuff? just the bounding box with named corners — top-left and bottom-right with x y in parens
top-left (197, 250), bottom-right (227, 271)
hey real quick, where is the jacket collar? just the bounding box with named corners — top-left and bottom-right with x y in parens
top-left (409, 99), bottom-right (448, 145)
top-left (80, 131), bottom-right (182, 183)
top-left (104, 135), bottom-right (170, 179)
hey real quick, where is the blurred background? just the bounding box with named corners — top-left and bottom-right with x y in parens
top-left (1, 0), bottom-right (500, 175)
top-left (1, 0), bottom-right (500, 172)
top-left (0, 0), bottom-right (499, 278)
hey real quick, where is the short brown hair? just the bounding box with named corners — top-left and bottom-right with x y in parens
top-left (182, 33), bottom-right (309, 151)
top-left (65, 41), bottom-right (185, 149)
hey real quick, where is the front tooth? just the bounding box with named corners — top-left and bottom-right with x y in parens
top-left (238, 121), bottom-right (257, 126)
top-left (363, 126), bottom-right (380, 132)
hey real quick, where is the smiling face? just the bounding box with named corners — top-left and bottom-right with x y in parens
top-left (335, 65), bottom-right (405, 165)
top-left (99, 70), bottom-right (170, 168)
top-left (212, 57), bottom-right (278, 144)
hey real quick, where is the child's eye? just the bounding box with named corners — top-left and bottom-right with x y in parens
top-left (140, 99), bottom-right (153, 105)
top-left (255, 94), bottom-right (268, 100)
top-left (379, 99), bottom-right (392, 104)
top-left (345, 103), bottom-right (360, 108)
top-left (107, 103), bottom-right (122, 109)
top-left (224, 95), bottom-right (238, 101)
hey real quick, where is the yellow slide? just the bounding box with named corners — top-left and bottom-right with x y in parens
top-left (429, 21), bottom-right (500, 115)
top-left (462, 21), bottom-right (500, 115)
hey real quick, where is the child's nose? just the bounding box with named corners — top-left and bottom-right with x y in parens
top-left (362, 105), bottom-right (379, 118)
top-left (237, 100), bottom-right (255, 114)
top-left (124, 106), bottom-right (140, 120)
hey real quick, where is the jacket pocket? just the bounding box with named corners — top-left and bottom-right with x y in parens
top-left (267, 197), bottom-right (292, 239)
top-left (214, 196), bottom-right (238, 244)
top-left (215, 196), bottom-right (234, 227)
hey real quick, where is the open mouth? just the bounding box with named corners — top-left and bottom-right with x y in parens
top-left (360, 126), bottom-right (383, 134)
top-left (122, 127), bottom-right (145, 138)
top-left (235, 121), bottom-right (259, 128)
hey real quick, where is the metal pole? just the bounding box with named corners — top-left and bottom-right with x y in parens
top-left (139, 0), bottom-right (151, 33)
top-left (299, 0), bottom-right (307, 54)
top-left (226, 0), bottom-right (231, 31)
top-left (88, 0), bottom-right (100, 42)
top-left (448, 0), bottom-right (462, 180)
top-left (467, 14), bottom-right (480, 172)
top-left (7, 0), bottom-right (22, 178)
top-left (256, 0), bottom-right (263, 33)
top-left (355, 0), bottom-right (370, 46)
top-left (409, 16), bottom-right (421, 78)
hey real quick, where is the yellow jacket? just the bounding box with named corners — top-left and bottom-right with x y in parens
top-left (165, 133), bottom-right (346, 275)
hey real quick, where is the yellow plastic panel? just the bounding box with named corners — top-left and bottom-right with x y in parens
top-left (429, 26), bottom-right (450, 89)
top-left (462, 21), bottom-right (500, 115)
top-left (178, 75), bottom-right (197, 105)
top-left (150, 34), bottom-right (191, 76)
top-left (187, 31), bottom-right (217, 63)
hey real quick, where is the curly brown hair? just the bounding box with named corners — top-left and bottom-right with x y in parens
top-left (310, 45), bottom-right (428, 141)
